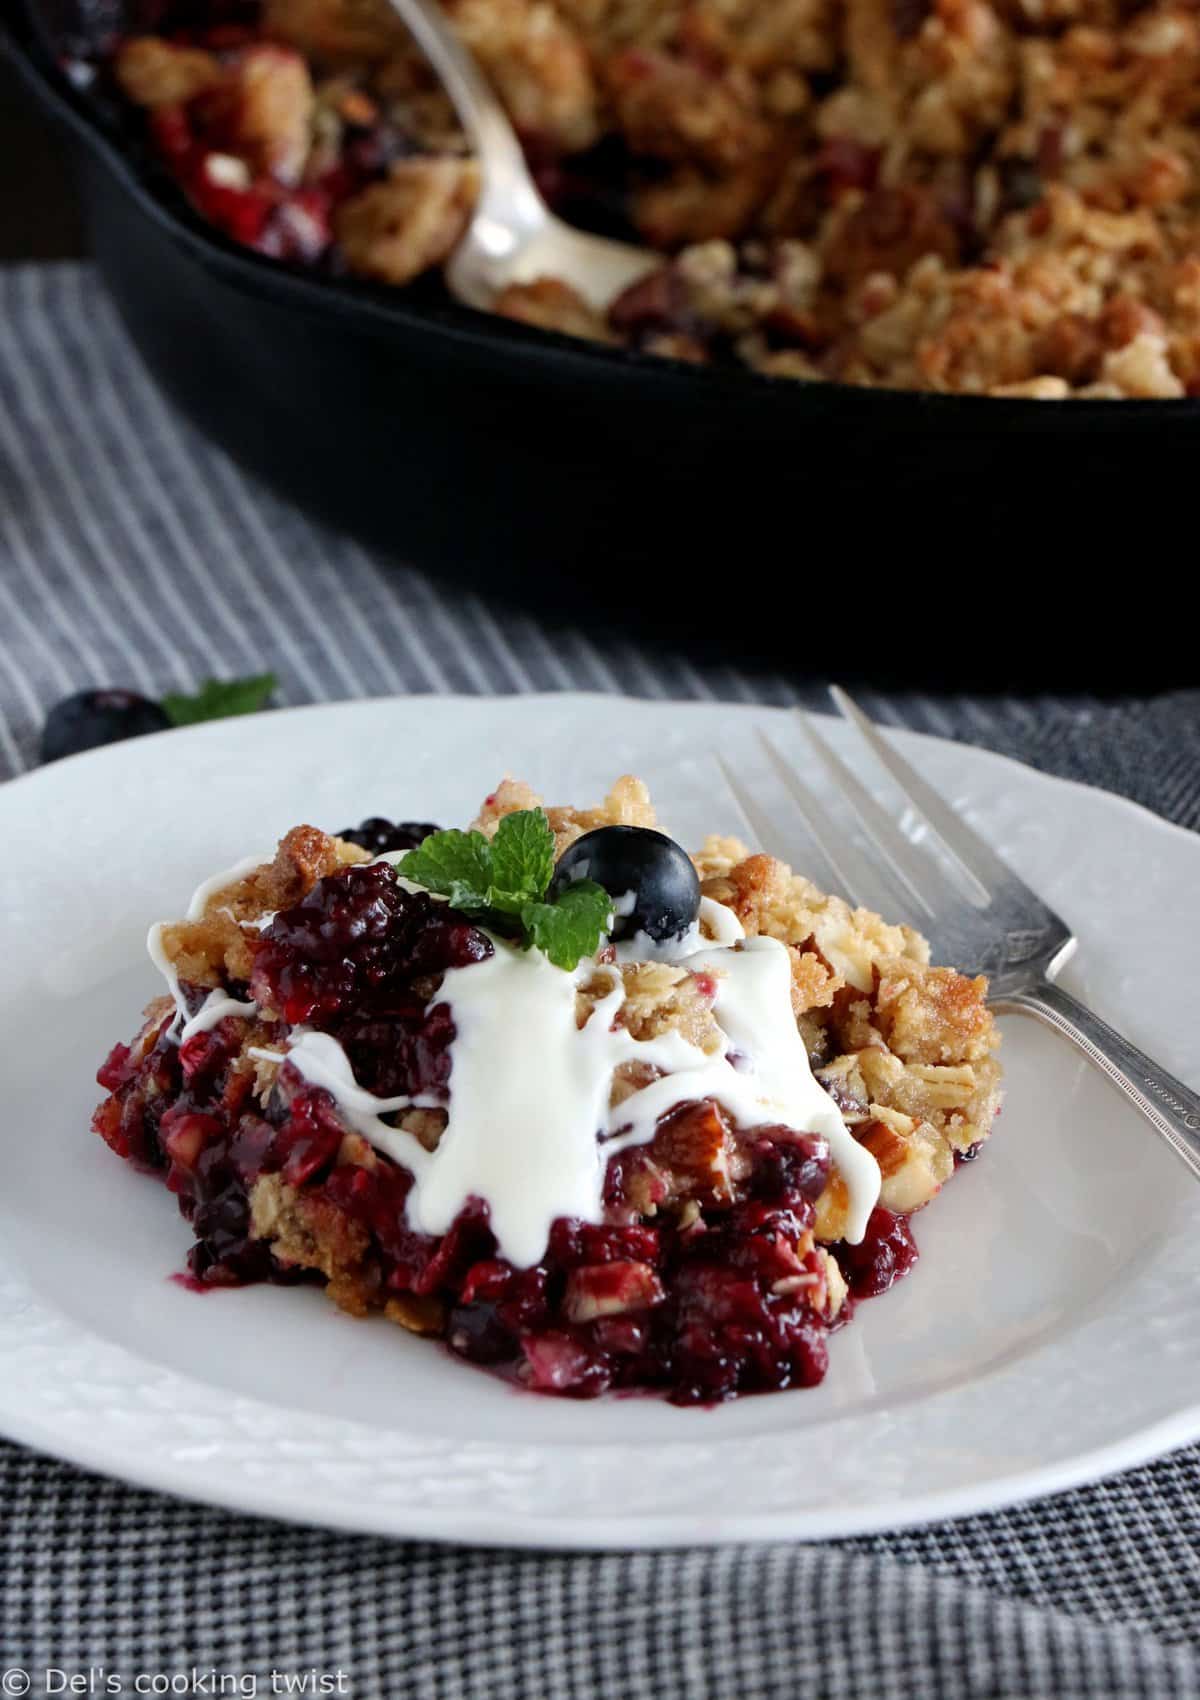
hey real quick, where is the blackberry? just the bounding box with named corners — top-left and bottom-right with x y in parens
top-left (336, 817), bottom-right (441, 855)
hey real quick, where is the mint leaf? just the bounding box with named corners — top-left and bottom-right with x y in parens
top-left (398, 829), bottom-right (495, 909)
top-left (399, 808), bottom-right (612, 970)
top-left (400, 810), bottom-right (555, 917)
top-left (162, 672), bottom-right (277, 727)
top-left (488, 809), bottom-right (555, 910)
top-left (521, 880), bottom-right (613, 971)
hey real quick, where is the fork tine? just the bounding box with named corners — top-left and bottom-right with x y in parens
top-left (715, 752), bottom-right (866, 907)
top-left (753, 729), bottom-right (926, 917)
top-left (772, 722), bottom-right (941, 921)
top-left (714, 753), bottom-right (822, 880)
top-left (830, 685), bottom-right (1001, 906)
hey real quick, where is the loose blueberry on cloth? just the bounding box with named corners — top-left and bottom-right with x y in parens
top-left (39, 674), bottom-right (278, 763)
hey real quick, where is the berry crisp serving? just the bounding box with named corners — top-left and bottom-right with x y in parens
top-left (93, 777), bottom-right (1002, 1405)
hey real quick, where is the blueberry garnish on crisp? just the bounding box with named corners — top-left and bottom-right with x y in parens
top-left (551, 825), bottom-right (701, 944)
top-left (40, 689), bottom-right (170, 764)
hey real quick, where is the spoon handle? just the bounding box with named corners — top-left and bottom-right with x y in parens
top-left (381, 0), bottom-right (654, 309)
top-left (382, 0), bottom-right (533, 192)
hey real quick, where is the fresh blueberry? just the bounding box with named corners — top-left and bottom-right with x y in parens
top-left (336, 818), bottom-right (441, 854)
top-left (40, 689), bottom-right (171, 764)
top-left (551, 825), bottom-right (701, 943)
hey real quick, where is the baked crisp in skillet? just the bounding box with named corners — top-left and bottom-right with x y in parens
top-left (104, 0), bottom-right (1200, 395)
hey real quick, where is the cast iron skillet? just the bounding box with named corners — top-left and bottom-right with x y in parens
top-left (3, 0), bottom-right (1197, 679)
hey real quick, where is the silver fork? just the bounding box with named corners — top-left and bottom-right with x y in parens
top-left (717, 685), bottom-right (1200, 1182)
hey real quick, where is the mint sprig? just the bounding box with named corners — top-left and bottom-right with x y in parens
top-left (397, 826), bottom-right (497, 915)
top-left (399, 809), bottom-right (612, 970)
top-left (521, 881), bottom-right (615, 971)
top-left (163, 672), bottom-right (278, 727)
top-left (488, 806), bottom-right (555, 905)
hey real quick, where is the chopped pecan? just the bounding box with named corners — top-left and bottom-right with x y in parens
top-left (564, 1261), bottom-right (666, 1321)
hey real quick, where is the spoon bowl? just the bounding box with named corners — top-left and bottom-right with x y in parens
top-left (385, 0), bottom-right (658, 313)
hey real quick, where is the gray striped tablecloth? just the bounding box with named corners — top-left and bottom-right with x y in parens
top-left (1, 262), bottom-right (1198, 1700)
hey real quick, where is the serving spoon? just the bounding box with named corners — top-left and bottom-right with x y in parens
top-left (383, 0), bottom-right (659, 310)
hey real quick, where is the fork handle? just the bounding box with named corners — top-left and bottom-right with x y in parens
top-left (1000, 980), bottom-right (1200, 1182)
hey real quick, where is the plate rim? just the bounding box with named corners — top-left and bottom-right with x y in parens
top-left (3, 691), bottom-right (1198, 1547)
top-left (0, 1395), bottom-right (1196, 1549)
top-left (6, 690), bottom-right (1200, 859)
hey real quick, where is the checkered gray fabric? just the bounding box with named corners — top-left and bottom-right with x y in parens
top-left (1, 263), bottom-right (1197, 1699)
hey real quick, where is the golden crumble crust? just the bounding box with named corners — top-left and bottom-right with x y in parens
top-left (494, 277), bottom-right (615, 341)
top-left (617, 960), bottom-right (724, 1051)
top-left (231, 45), bottom-right (316, 184)
top-left (250, 1172), bottom-right (373, 1299)
top-left (875, 959), bottom-right (995, 1064)
top-left (115, 38), bottom-right (224, 106)
top-left (472, 773), bottom-right (657, 853)
top-left (448, 0), bottom-right (601, 150)
top-left (260, 0), bottom-right (406, 63)
top-left (334, 158), bottom-right (480, 285)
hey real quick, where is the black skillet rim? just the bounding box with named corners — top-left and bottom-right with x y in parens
top-left (5, 0), bottom-right (1200, 437)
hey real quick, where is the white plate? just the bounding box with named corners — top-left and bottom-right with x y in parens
top-left (1, 693), bottom-right (1198, 1548)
